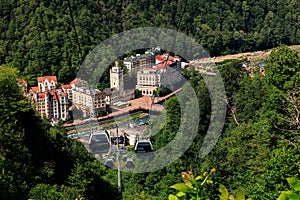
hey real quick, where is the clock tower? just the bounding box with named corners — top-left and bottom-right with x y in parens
top-left (110, 61), bottom-right (124, 92)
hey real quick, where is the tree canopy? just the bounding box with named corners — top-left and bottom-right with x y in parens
top-left (0, 0), bottom-right (299, 198)
top-left (0, 65), bottom-right (117, 199)
top-left (0, 0), bottom-right (299, 85)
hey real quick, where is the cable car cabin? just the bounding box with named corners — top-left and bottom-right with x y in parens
top-left (126, 158), bottom-right (135, 169)
top-left (105, 158), bottom-right (114, 168)
top-left (134, 139), bottom-right (153, 153)
top-left (88, 131), bottom-right (111, 155)
top-left (134, 139), bottom-right (154, 159)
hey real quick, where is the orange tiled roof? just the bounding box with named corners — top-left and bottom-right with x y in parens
top-left (62, 84), bottom-right (72, 89)
top-left (38, 76), bottom-right (57, 83)
top-left (17, 79), bottom-right (27, 86)
top-left (29, 86), bottom-right (39, 93)
top-left (59, 91), bottom-right (68, 97)
top-left (37, 93), bottom-right (45, 98)
top-left (51, 93), bottom-right (57, 98)
top-left (70, 78), bottom-right (79, 85)
top-left (146, 60), bottom-right (176, 71)
top-left (156, 55), bottom-right (165, 62)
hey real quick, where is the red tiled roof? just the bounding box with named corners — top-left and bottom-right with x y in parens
top-left (155, 54), bottom-right (179, 64)
top-left (17, 79), bottom-right (27, 86)
top-left (62, 84), bottom-right (72, 89)
top-left (156, 55), bottom-right (165, 62)
top-left (57, 92), bottom-right (68, 100)
top-left (151, 60), bottom-right (175, 70)
top-left (38, 76), bottom-right (57, 83)
top-left (56, 89), bottom-right (68, 100)
top-left (70, 78), bottom-right (79, 85)
top-left (49, 90), bottom-right (57, 99)
top-left (37, 93), bottom-right (45, 98)
top-left (59, 90), bottom-right (68, 97)
top-left (29, 86), bottom-right (39, 93)
top-left (243, 67), bottom-right (252, 71)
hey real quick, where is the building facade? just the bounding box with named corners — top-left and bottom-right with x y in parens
top-left (110, 61), bottom-right (124, 92)
top-left (109, 61), bottom-right (134, 103)
top-left (24, 49), bottom-right (183, 122)
top-left (72, 85), bottom-right (107, 117)
top-left (136, 55), bottom-right (182, 96)
top-left (61, 84), bottom-right (73, 104)
top-left (38, 76), bottom-right (57, 92)
top-left (123, 48), bottom-right (161, 73)
top-left (29, 76), bottom-right (69, 121)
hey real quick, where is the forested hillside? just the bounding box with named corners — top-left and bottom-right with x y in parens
top-left (0, 0), bottom-right (299, 199)
top-left (0, 66), bottom-right (117, 199)
top-left (1, 45), bottom-right (299, 200)
top-left (0, 0), bottom-right (299, 85)
top-left (120, 45), bottom-right (300, 200)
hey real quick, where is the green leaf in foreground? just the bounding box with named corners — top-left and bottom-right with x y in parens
top-left (219, 184), bottom-right (229, 200)
top-left (171, 183), bottom-right (194, 193)
top-left (169, 194), bottom-right (179, 200)
top-left (287, 178), bottom-right (300, 191)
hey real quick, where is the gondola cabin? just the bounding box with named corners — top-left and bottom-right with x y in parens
top-left (88, 130), bottom-right (111, 155)
top-left (134, 139), bottom-right (153, 153)
top-left (126, 158), bottom-right (135, 169)
top-left (105, 158), bottom-right (114, 168)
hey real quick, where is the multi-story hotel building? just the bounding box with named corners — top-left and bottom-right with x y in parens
top-left (38, 76), bottom-right (57, 92)
top-left (61, 84), bottom-right (73, 104)
top-left (136, 55), bottom-right (181, 96)
top-left (25, 49), bottom-right (182, 122)
top-left (72, 85), bottom-right (107, 117)
top-left (29, 76), bottom-right (69, 121)
top-left (123, 48), bottom-right (161, 73)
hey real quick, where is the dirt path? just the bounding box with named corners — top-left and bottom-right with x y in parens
top-left (193, 45), bottom-right (300, 64)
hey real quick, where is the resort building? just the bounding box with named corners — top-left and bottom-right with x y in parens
top-left (136, 55), bottom-right (182, 96)
top-left (72, 85), bottom-right (107, 117)
top-left (28, 76), bottom-right (69, 121)
top-left (123, 47), bottom-right (161, 73)
top-left (110, 61), bottom-right (135, 103)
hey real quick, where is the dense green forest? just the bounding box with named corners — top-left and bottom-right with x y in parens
top-left (0, 0), bottom-right (299, 199)
top-left (0, 67), bottom-right (118, 199)
top-left (2, 45), bottom-right (298, 199)
top-left (0, 0), bottom-right (299, 85)
top-left (118, 46), bottom-right (300, 200)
